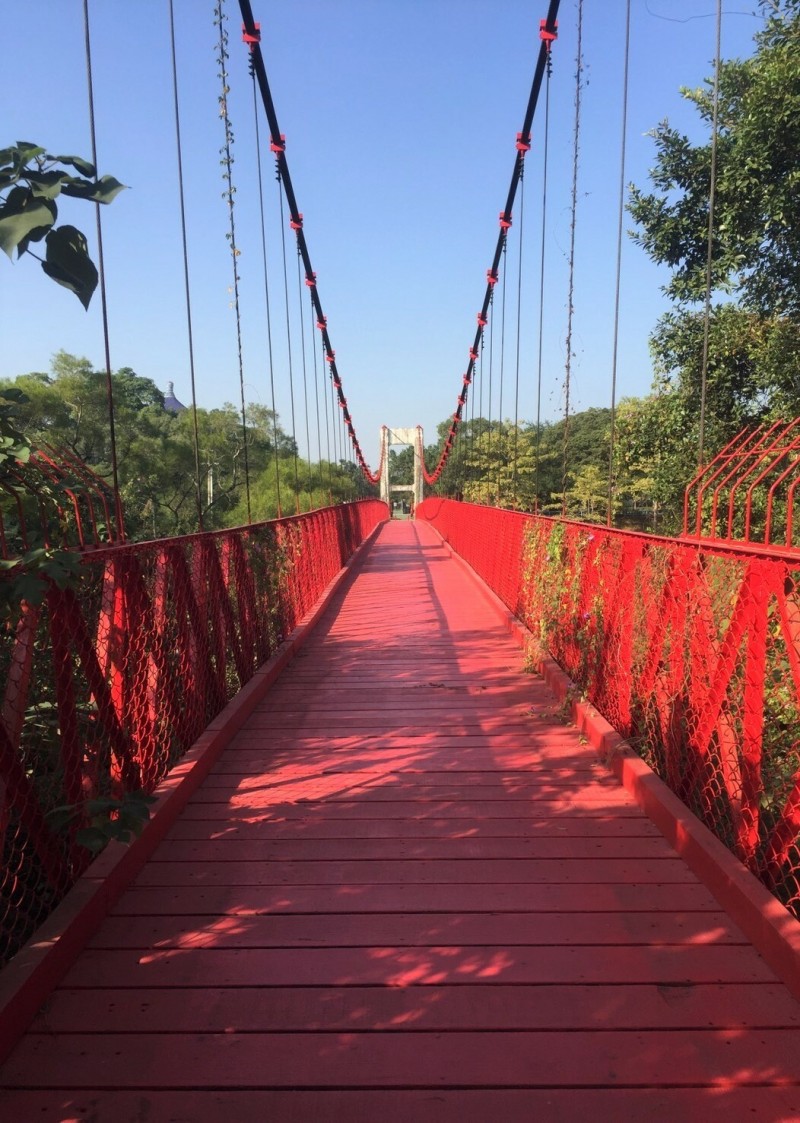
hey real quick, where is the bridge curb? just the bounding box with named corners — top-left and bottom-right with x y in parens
top-left (0, 519), bottom-right (386, 1064)
top-left (432, 525), bottom-right (800, 1002)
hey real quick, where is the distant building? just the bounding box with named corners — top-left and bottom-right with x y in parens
top-left (163, 381), bottom-right (187, 414)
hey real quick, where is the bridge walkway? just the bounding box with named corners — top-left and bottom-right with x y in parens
top-left (2, 519), bottom-right (800, 1121)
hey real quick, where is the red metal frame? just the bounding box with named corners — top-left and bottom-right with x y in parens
top-left (0, 500), bottom-right (387, 964)
top-left (418, 497), bottom-right (800, 920)
top-left (683, 420), bottom-right (800, 550)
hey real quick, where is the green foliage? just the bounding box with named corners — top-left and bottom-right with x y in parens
top-left (45, 790), bottom-right (157, 855)
top-left (628, 7), bottom-right (800, 315)
top-left (0, 143), bottom-right (125, 308)
top-left (0, 353), bottom-right (377, 544)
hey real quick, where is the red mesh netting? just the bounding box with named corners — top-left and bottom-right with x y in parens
top-left (0, 500), bottom-right (386, 965)
top-left (418, 498), bottom-right (800, 920)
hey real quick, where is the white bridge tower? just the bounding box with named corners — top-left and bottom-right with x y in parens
top-left (379, 426), bottom-right (425, 513)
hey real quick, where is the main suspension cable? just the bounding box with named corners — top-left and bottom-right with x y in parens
top-left (418, 2), bottom-right (560, 487)
top-left (240, 2), bottom-right (379, 485)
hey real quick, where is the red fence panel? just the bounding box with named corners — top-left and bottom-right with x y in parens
top-left (418, 497), bottom-right (800, 920)
top-left (0, 500), bottom-right (386, 965)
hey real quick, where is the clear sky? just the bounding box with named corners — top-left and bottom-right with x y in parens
top-left (2, 1), bottom-right (766, 473)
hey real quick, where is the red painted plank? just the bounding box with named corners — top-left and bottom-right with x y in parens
top-left (166, 815), bottom-right (661, 839)
top-left (4, 1029), bottom-right (800, 1089)
top-left (150, 835), bottom-right (674, 862)
top-left (88, 910), bottom-right (745, 950)
top-left (31, 981), bottom-right (800, 1034)
top-left (133, 856), bottom-right (697, 887)
top-left (3, 1088), bottom-right (799, 1123)
top-left (60, 944), bottom-right (776, 988)
top-left (112, 881), bottom-right (723, 916)
top-left (181, 797), bottom-right (647, 819)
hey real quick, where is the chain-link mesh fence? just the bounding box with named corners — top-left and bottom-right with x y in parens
top-left (0, 500), bottom-right (386, 965)
top-left (418, 498), bottom-right (800, 920)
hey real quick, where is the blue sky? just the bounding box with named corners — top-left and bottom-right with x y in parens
top-left (2, 1), bottom-right (766, 472)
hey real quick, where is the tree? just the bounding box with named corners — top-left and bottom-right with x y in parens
top-left (628, 3), bottom-right (800, 316)
top-left (626, 1), bottom-right (800, 525)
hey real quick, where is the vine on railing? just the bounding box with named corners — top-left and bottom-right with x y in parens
top-left (418, 497), bottom-right (800, 920)
top-left (0, 499), bottom-right (386, 966)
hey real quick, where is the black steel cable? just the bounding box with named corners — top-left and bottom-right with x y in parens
top-left (534, 48), bottom-right (553, 515)
top-left (251, 73), bottom-right (283, 517)
top-left (277, 180), bottom-right (301, 508)
top-left (295, 247), bottom-right (313, 507)
top-left (512, 163), bottom-right (525, 506)
top-left (563, 0), bottom-right (583, 519)
top-left (82, 0), bottom-right (124, 541)
top-left (168, 0), bottom-right (204, 531)
top-left (215, 0), bottom-right (252, 524)
top-left (699, 0), bottom-right (723, 470)
top-left (607, 0), bottom-right (631, 527)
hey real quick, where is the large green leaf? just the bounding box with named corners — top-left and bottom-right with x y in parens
top-left (14, 142), bottom-right (45, 163)
top-left (60, 174), bottom-right (126, 205)
top-left (0, 186), bottom-right (56, 258)
top-left (50, 153), bottom-right (96, 177)
top-left (26, 169), bottom-right (67, 200)
top-left (42, 224), bottom-right (98, 309)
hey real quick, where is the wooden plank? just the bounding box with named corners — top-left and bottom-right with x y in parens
top-left (165, 815), bottom-right (662, 839)
top-left (134, 857), bottom-right (698, 886)
top-left (181, 797), bottom-right (647, 819)
top-left (60, 944), bottom-right (776, 988)
top-left (112, 881), bottom-right (723, 916)
top-left (3, 1088), bottom-right (799, 1123)
top-left (31, 981), bottom-right (800, 1034)
top-left (87, 910), bottom-right (746, 950)
top-left (4, 1029), bottom-right (800, 1088)
top-left (149, 835), bottom-right (675, 862)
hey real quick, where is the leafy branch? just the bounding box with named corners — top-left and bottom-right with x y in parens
top-left (0, 141), bottom-right (125, 309)
top-left (46, 790), bottom-right (157, 855)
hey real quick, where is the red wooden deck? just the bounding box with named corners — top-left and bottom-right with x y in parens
top-left (2, 519), bottom-right (800, 1121)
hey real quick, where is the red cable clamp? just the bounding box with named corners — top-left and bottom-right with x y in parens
top-left (242, 22), bottom-right (261, 47)
top-left (316, 317), bottom-right (327, 330)
top-left (305, 272), bottom-right (317, 288)
top-left (469, 348), bottom-right (479, 362)
top-left (270, 134), bottom-right (286, 154)
top-left (487, 270), bottom-right (498, 286)
top-left (477, 313), bottom-right (488, 327)
top-left (540, 19), bottom-right (558, 44)
top-left (290, 213), bottom-right (303, 231)
top-left (462, 373), bottom-right (471, 385)
top-left (499, 211), bottom-right (512, 229)
top-left (326, 350), bottom-right (336, 363)
top-left (516, 132), bottom-right (531, 153)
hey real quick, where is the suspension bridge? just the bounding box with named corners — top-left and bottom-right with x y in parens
top-left (3, 1), bottom-right (800, 1119)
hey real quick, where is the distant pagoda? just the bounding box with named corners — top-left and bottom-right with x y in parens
top-left (163, 381), bottom-right (187, 414)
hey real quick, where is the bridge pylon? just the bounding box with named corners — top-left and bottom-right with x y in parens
top-left (379, 426), bottom-right (425, 514)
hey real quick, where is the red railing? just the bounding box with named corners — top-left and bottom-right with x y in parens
top-left (0, 500), bottom-right (386, 964)
top-left (418, 497), bottom-right (800, 919)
